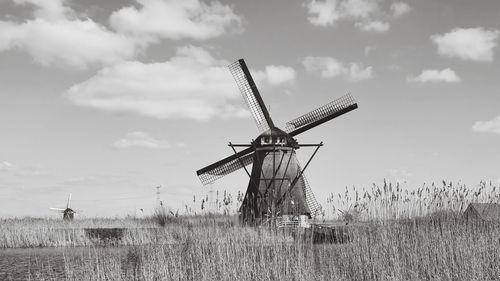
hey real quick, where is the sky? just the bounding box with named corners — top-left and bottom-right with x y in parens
top-left (0, 0), bottom-right (499, 217)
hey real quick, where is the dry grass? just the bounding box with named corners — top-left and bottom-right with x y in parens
top-left (326, 180), bottom-right (500, 221)
top-left (61, 218), bottom-right (500, 281)
top-left (0, 217), bottom-right (171, 248)
top-left (2, 181), bottom-right (500, 280)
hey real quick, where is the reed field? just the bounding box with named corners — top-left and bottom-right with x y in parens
top-left (1, 180), bottom-right (500, 280)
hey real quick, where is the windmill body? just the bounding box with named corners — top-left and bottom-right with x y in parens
top-left (240, 128), bottom-right (309, 224)
top-left (50, 193), bottom-right (78, 221)
top-left (196, 59), bottom-right (358, 226)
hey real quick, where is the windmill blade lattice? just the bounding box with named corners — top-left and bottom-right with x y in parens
top-left (229, 59), bottom-right (274, 132)
top-left (299, 174), bottom-right (321, 218)
top-left (285, 93), bottom-right (357, 136)
top-left (197, 149), bottom-right (254, 185)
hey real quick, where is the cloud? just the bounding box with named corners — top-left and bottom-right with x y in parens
top-left (66, 46), bottom-right (293, 120)
top-left (305, 0), bottom-right (340, 27)
top-left (431, 27), bottom-right (500, 62)
top-left (0, 161), bottom-right (15, 171)
top-left (109, 0), bottom-right (242, 41)
top-left (305, 0), bottom-right (378, 27)
top-left (355, 20), bottom-right (389, 32)
top-left (339, 0), bottom-right (379, 19)
top-left (0, 0), bottom-right (139, 69)
top-left (0, 160), bottom-right (48, 176)
top-left (12, 0), bottom-right (73, 20)
top-left (113, 131), bottom-right (170, 149)
top-left (472, 116), bottom-right (500, 134)
top-left (301, 56), bottom-right (373, 81)
top-left (407, 68), bottom-right (461, 83)
top-left (305, 0), bottom-right (408, 32)
top-left (254, 65), bottom-right (296, 85)
top-left (390, 2), bottom-right (411, 18)
top-left (0, 0), bottom-right (242, 69)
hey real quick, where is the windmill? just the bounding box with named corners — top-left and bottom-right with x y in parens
top-left (196, 59), bottom-right (358, 226)
top-left (50, 193), bottom-right (78, 220)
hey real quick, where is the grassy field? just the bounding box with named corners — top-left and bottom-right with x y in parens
top-left (1, 181), bottom-right (499, 280)
top-left (58, 215), bottom-right (500, 281)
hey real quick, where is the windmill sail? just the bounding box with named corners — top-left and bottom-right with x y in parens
top-left (285, 93), bottom-right (357, 136)
top-left (299, 174), bottom-right (321, 218)
top-left (229, 59), bottom-right (275, 132)
top-left (197, 147), bottom-right (254, 185)
top-left (66, 193), bottom-right (72, 209)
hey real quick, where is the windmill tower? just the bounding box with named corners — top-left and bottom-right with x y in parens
top-left (50, 193), bottom-right (79, 220)
top-left (196, 59), bottom-right (358, 226)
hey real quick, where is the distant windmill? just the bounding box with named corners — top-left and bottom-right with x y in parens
top-left (50, 193), bottom-right (79, 220)
top-left (196, 59), bottom-right (358, 225)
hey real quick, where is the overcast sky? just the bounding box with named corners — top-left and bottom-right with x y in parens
top-left (0, 0), bottom-right (499, 217)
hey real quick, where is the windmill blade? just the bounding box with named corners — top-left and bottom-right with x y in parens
top-left (299, 173), bottom-right (321, 218)
top-left (229, 59), bottom-right (275, 132)
top-left (66, 193), bottom-right (72, 209)
top-left (277, 160), bottom-right (321, 218)
top-left (197, 147), bottom-right (254, 185)
top-left (50, 207), bottom-right (65, 212)
top-left (285, 93), bottom-right (358, 137)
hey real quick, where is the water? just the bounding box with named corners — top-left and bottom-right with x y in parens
top-left (0, 247), bottom-right (129, 280)
top-left (0, 247), bottom-right (67, 280)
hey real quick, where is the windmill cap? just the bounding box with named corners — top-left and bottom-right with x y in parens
top-left (256, 127), bottom-right (297, 146)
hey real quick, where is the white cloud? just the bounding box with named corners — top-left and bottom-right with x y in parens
top-left (0, 0), bottom-right (242, 69)
top-left (472, 116), bottom-right (500, 134)
top-left (390, 2), bottom-right (411, 18)
top-left (355, 20), bottom-right (390, 32)
top-left (0, 161), bottom-right (48, 176)
top-left (306, 0), bottom-right (378, 27)
top-left (0, 0), bottom-right (138, 69)
top-left (431, 27), bottom-right (500, 62)
top-left (340, 0), bottom-right (379, 19)
top-left (12, 0), bottom-right (73, 20)
top-left (110, 0), bottom-right (242, 41)
top-left (113, 131), bottom-right (170, 149)
top-left (0, 161), bottom-right (15, 171)
top-left (255, 65), bottom-right (296, 85)
top-left (301, 56), bottom-right (373, 81)
top-left (0, 19), bottom-right (138, 69)
top-left (302, 56), bottom-right (344, 77)
top-left (348, 63), bottom-right (373, 81)
top-left (305, 0), bottom-right (405, 33)
top-left (65, 46), bottom-right (292, 120)
top-left (407, 68), bottom-right (461, 83)
top-left (305, 0), bottom-right (340, 27)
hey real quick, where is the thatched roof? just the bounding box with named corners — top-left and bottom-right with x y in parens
top-left (464, 203), bottom-right (500, 221)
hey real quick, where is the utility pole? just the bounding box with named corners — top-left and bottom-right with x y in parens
top-left (208, 184), bottom-right (216, 213)
top-left (156, 186), bottom-right (161, 208)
